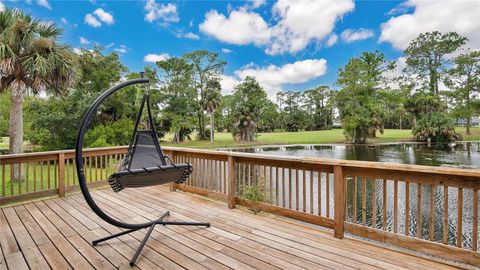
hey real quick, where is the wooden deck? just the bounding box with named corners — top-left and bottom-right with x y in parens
top-left (0, 186), bottom-right (467, 270)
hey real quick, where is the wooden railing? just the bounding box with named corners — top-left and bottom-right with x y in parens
top-left (1, 146), bottom-right (479, 266)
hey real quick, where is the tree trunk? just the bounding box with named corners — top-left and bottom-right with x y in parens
top-left (9, 88), bottom-right (24, 181)
top-left (466, 117), bottom-right (471, 135)
top-left (210, 113), bottom-right (214, 143)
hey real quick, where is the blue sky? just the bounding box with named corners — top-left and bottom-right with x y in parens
top-left (2, 0), bottom-right (479, 97)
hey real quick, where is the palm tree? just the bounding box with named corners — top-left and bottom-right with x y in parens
top-left (203, 79), bottom-right (221, 143)
top-left (0, 9), bottom-right (77, 179)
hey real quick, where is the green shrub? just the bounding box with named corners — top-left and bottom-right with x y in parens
top-left (413, 112), bottom-right (462, 143)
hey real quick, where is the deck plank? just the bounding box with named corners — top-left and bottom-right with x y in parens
top-left (0, 185), bottom-right (467, 270)
top-left (2, 207), bottom-right (50, 270)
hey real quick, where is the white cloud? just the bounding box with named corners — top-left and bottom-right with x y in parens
top-left (221, 58), bottom-right (328, 98)
top-left (221, 48), bottom-right (232, 53)
top-left (84, 13), bottom-right (101, 27)
top-left (0, 1), bottom-right (5, 11)
top-left (114, 45), bottom-right (128, 54)
top-left (380, 0), bottom-right (480, 50)
top-left (73, 48), bottom-right (82, 54)
top-left (220, 75), bottom-right (240, 95)
top-left (199, 0), bottom-right (354, 55)
top-left (79, 37), bottom-right (90, 45)
top-left (144, 1), bottom-right (179, 24)
top-left (340, 28), bottom-right (374, 43)
top-left (37, 0), bottom-right (51, 10)
top-left (144, 53), bottom-right (170, 63)
top-left (267, 0), bottom-right (354, 55)
top-left (200, 8), bottom-right (271, 46)
top-left (325, 34), bottom-right (338, 47)
top-left (176, 31), bottom-right (200, 40)
top-left (104, 42), bottom-right (115, 49)
top-left (251, 0), bottom-right (266, 8)
top-left (93, 8), bottom-right (114, 25)
top-left (60, 17), bottom-right (68, 24)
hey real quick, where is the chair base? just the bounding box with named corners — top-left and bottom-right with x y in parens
top-left (91, 211), bottom-right (210, 266)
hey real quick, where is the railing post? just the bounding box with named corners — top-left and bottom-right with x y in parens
top-left (169, 150), bottom-right (176, 192)
top-left (334, 165), bottom-right (345, 239)
top-left (227, 155), bottom-right (236, 209)
top-left (58, 153), bottom-right (65, 197)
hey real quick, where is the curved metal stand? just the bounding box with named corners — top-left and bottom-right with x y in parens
top-left (75, 78), bottom-right (210, 266)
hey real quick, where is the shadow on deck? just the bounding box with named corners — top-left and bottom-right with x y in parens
top-left (0, 186), bottom-right (468, 270)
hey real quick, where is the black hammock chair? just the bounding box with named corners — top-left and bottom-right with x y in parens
top-left (75, 77), bottom-right (209, 267)
top-left (108, 93), bottom-right (192, 192)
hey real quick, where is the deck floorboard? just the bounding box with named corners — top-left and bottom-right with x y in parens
top-left (1, 185), bottom-right (465, 270)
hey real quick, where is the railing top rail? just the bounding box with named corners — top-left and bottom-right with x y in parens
top-left (167, 147), bottom-right (480, 178)
top-left (1, 145), bottom-right (479, 178)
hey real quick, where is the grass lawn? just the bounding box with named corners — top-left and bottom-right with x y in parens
top-left (0, 137), bottom-right (8, 150)
top-left (1, 157), bottom-right (119, 197)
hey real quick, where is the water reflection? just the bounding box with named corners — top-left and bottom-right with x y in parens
top-left (232, 142), bottom-right (480, 169)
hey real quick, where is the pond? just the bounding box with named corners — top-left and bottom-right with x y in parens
top-left (228, 141), bottom-right (480, 169)
top-left (226, 142), bottom-right (480, 249)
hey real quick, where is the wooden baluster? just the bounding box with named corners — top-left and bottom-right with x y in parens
top-left (457, 187), bottom-right (463, 248)
top-left (25, 162), bottom-right (29, 193)
top-left (73, 158), bottom-right (77, 185)
top-left (257, 165), bottom-right (262, 199)
top-left (193, 158), bottom-right (197, 187)
top-left (227, 156), bottom-right (236, 209)
top-left (302, 169), bottom-right (306, 212)
top-left (282, 167), bottom-right (286, 208)
top-left (242, 163), bottom-right (246, 196)
top-left (219, 160), bottom-right (222, 193)
top-left (54, 160), bottom-right (57, 188)
top-left (33, 162), bottom-right (37, 192)
top-left (326, 172), bottom-right (330, 218)
top-left (352, 176), bottom-right (357, 223)
top-left (276, 166), bottom-right (279, 206)
top-left (430, 185), bottom-right (435, 241)
top-left (95, 156), bottom-right (98, 181)
top-left (263, 165), bottom-right (267, 203)
top-left (394, 180), bottom-right (398, 233)
top-left (318, 171), bottom-right (322, 216)
top-left (47, 160), bottom-right (51, 190)
top-left (59, 153), bottom-right (65, 197)
top-left (383, 179), bottom-right (387, 230)
top-left (65, 159), bottom-right (69, 187)
top-left (269, 166), bottom-right (273, 203)
top-left (417, 183), bottom-right (422, 238)
top-left (9, 164), bottom-right (13, 195)
top-left (288, 167), bottom-right (292, 209)
top-left (372, 177), bottom-right (376, 228)
top-left (88, 156), bottom-right (92, 182)
top-left (18, 163), bottom-right (21, 194)
top-left (362, 177), bottom-right (366, 225)
top-left (473, 189), bottom-right (478, 251)
top-left (40, 161), bottom-right (44, 191)
top-left (2, 164), bottom-right (5, 197)
top-left (405, 181), bottom-right (410, 236)
top-left (310, 170), bottom-right (314, 214)
top-left (248, 163), bottom-right (252, 190)
top-left (443, 186), bottom-right (449, 244)
top-left (295, 168), bottom-right (299, 211)
top-left (334, 165), bottom-right (345, 239)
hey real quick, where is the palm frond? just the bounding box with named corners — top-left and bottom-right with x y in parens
top-left (36, 21), bottom-right (62, 39)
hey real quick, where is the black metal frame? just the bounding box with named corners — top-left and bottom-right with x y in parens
top-left (75, 77), bottom-right (210, 267)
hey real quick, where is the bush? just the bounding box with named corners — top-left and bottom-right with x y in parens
top-left (413, 112), bottom-right (462, 144)
top-left (85, 118), bottom-right (134, 147)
